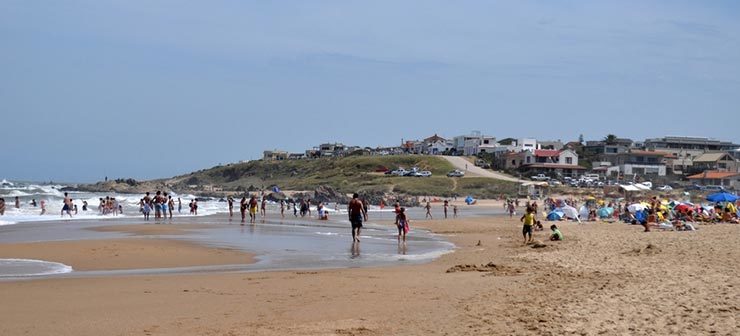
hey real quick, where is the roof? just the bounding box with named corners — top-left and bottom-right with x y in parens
top-left (534, 149), bottom-right (560, 157)
top-left (619, 184), bottom-right (651, 192)
top-left (624, 150), bottom-right (671, 157)
top-left (521, 163), bottom-right (586, 170)
top-left (423, 134), bottom-right (447, 143)
top-left (693, 152), bottom-right (733, 163)
top-left (687, 171), bottom-right (740, 179)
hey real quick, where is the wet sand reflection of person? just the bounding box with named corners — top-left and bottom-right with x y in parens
top-left (350, 241), bottom-right (360, 259)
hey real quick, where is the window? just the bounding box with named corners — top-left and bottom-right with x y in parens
top-left (566, 157), bottom-right (573, 164)
top-left (526, 157), bottom-right (531, 164)
top-left (512, 160), bottom-right (516, 165)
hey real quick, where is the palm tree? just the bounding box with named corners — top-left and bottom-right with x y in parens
top-left (603, 134), bottom-right (618, 145)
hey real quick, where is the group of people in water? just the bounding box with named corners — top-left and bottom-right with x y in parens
top-left (138, 191), bottom-right (191, 220)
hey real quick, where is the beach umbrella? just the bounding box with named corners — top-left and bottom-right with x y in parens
top-left (547, 210), bottom-right (564, 221)
top-left (560, 206), bottom-right (579, 219)
top-left (674, 204), bottom-right (691, 213)
top-left (627, 203), bottom-right (647, 213)
top-left (706, 192), bottom-right (739, 203)
top-left (579, 205), bottom-right (590, 219)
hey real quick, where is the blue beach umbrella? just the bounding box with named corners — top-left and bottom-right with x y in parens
top-left (706, 192), bottom-right (738, 203)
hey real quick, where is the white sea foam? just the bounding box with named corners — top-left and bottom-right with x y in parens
top-left (0, 258), bottom-right (73, 277)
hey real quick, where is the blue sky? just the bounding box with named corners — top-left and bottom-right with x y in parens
top-left (2, 1), bottom-right (739, 182)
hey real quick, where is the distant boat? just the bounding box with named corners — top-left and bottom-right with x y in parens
top-left (1, 179), bottom-right (13, 187)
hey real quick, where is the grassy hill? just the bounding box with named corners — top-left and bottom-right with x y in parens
top-left (170, 155), bottom-right (518, 198)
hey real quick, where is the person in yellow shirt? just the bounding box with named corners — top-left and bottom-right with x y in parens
top-left (520, 207), bottom-right (535, 244)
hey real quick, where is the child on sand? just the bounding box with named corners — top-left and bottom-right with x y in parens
top-left (395, 207), bottom-right (409, 242)
top-left (549, 224), bottom-right (563, 241)
top-left (520, 207), bottom-right (535, 244)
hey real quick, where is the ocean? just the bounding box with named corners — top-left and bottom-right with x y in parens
top-left (0, 180), bottom-right (459, 278)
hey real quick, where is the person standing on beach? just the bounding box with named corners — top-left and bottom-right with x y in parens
top-left (453, 205), bottom-right (458, 218)
top-left (15, 196), bottom-right (20, 209)
top-left (306, 198), bottom-right (312, 217)
top-left (280, 200), bottom-right (285, 218)
top-left (520, 207), bottom-right (535, 244)
top-left (240, 197), bottom-right (247, 224)
top-left (248, 195), bottom-right (258, 223)
top-left (168, 196), bottom-right (174, 219)
top-left (142, 199), bottom-right (151, 220)
top-left (227, 196), bottom-right (234, 218)
top-left (260, 198), bottom-right (267, 218)
top-left (395, 207), bottom-right (409, 242)
top-left (443, 200), bottom-right (449, 219)
top-left (348, 193), bottom-right (367, 242)
top-left (61, 192), bottom-right (73, 218)
top-left (193, 199), bottom-right (199, 216)
top-left (161, 193), bottom-right (170, 219)
top-left (177, 198), bottom-right (182, 214)
top-left (362, 198), bottom-right (369, 219)
top-left (425, 202), bottom-right (433, 219)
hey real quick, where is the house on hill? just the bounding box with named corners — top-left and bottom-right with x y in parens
top-left (503, 149), bottom-right (584, 177)
top-left (604, 150), bottom-right (670, 177)
top-left (421, 134), bottom-right (452, 155)
top-left (690, 152), bottom-right (739, 174)
top-left (263, 150), bottom-right (289, 161)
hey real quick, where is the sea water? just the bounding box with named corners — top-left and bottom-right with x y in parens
top-left (0, 181), bottom-right (467, 279)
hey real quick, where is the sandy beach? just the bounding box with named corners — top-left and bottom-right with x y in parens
top-left (0, 215), bottom-right (737, 335)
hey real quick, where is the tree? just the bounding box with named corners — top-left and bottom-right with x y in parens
top-left (603, 134), bottom-right (618, 145)
top-left (578, 134), bottom-right (584, 144)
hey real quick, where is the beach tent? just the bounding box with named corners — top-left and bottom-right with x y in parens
top-left (706, 192), bottom-right (739, 203)
top-left (560, 205), bottom-right (581, 222)
top-left (547, 210), bottom-right (565, 221)
top-left (597, 207), bottom-right (614, 219)
top-left (465, 196), bottom-right (476, 205)
top-left (627, 203), bottom-right (647, 213)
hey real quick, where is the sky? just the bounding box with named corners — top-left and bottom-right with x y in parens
top-left (1, 0), bottom-right (739, 182)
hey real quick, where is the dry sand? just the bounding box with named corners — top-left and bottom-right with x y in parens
top-left (0, 217), bottom-right (737, 335)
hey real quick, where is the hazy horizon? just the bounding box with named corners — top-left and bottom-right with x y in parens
top-left (3, 1), bottom-right (739, 182)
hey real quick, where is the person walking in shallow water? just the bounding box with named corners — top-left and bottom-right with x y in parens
top-left (240, 197), bottom-right (247, 224)
top-left (425, 202), bottom-right (433, 219)
top-left (348, 193), bottom-right (367, 242)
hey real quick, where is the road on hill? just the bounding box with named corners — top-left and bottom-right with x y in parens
top-left (441, 156), bottom-right (525, 183)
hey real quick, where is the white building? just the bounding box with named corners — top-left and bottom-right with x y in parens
top-left (456, 132), bottom-right (496, 156)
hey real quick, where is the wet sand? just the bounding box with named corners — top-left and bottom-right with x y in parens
top-left (0, 237), bottom-right (254, 271)
top-left (0, 216), bottom-right (737, 335)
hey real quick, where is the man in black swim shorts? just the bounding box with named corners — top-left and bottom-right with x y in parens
top-left (348, 193), bottom-right (368, 242)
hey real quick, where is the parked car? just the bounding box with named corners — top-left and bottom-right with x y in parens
top-left (657, 185), bottom-right (673, 191)
top-left (390, 169), bottom-right (408, 176)
top-left (583, 174), bottom-right (601, 181)
top-left (549, 180), bottom-right (562, 186)
top-left (447, 170), bottom-right (465, 177)
top-left (418, 171), bottom-right (432, 177)
top-left (685, 184), bottom-right (706, 191)
top-left (704, 185), bottom-right (725, 192)
top-left (530, 174), bottom-right (550, 181)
